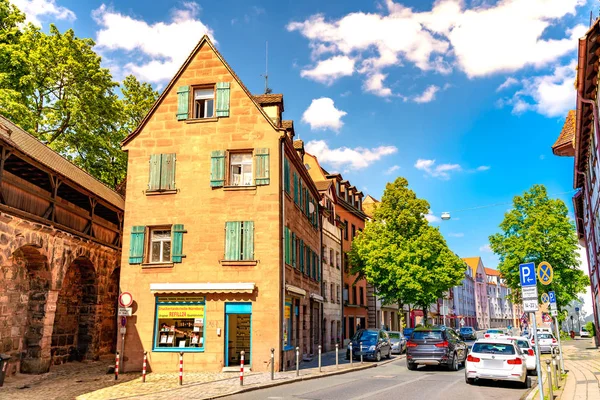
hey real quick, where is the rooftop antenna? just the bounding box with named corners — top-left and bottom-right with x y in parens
top-left (262, 41), bottom-right (272, 94)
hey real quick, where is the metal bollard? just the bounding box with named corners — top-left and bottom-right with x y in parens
top-left (360, 342), bottom-right (363, 364)
top-left (545, 360), bottom-right (553, 400)
top-left (349, 343), bottom-right (353, 367)
top-left (295, 347), bottom-right (300, 377)
top-left (270, 348), bottom-right (275, 380)
top-left (552, 354), bottom-right (559, 388)
top-left (335, 344), bottom-right (339, 369)
top-left (179, 352), bottom-right (183, 386)
top-left (142, 351), bottom-right (147, 383)
top-left (318, 345), bottom-right (322, 373)
top-left (240, 350), bottom-right (245, 386)
top-left (114, 351), bottom-right (119, 380)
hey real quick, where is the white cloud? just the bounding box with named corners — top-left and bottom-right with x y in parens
top-left (425, 212), bottom-right (441, 223)
top-left (448, 232), bottom-right (465, 238)
top-left (475, 165), bottom-right (490, 171)
top-left (12, 0), bottom-right (75, 26)
top-left (507, 60), bottom-right (577, 117)
top-left (497, 77), bottom-right (518, 91)
top-left (479, 244), bottom-right (492, 252)
top-left (302, 98), bottom-right (347, 132)
top-left (300, 56), bottom-right (355, 84)
top-left (415, 158), bottom-right (461, 180)
top-left (385, 165), bottom-right (400, 175)
top-left (288, 0), bottom-right (585, 98)
top-left (93, 2), bottom-right (214, 83)
top-left (364, 73), bottom-right (393, 97)
top-left (413, 85), bottom-right (439, 103)
top-left (305, 140), bottom-right (398, 170)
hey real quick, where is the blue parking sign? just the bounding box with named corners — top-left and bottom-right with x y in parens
top-left (549, 291), bottom-right (556, 304)
top-left (519, 262), bottom-right (536, 287)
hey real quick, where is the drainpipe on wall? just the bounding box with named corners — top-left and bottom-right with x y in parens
top-left (280, 138), bottom-right (286, 371)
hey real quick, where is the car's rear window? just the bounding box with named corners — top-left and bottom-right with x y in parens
top-left (412, 331), bottom-right (443, 340)
top-left (515, 340), bottom-right (530, 348)
top-left (486, 329), bottom-right (504, 334)
top-left (538, 334), bottom-right (553, 339)
top-left (388, 332), bottom-right (401, 339)
top-left (460, 328), bottom-right (473, 332)
top-left (472, 343), bottom-right (516, 354)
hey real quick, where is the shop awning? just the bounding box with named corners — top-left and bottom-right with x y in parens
top-left (150, 282), bottom-right (255, 294)
top-left (310, 293), bottom-right (324, 302)
top-left (285, 284), bottom-right (306, 297)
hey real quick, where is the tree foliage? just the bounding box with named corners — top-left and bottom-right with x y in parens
top-left (0, 0), bottom-right (158, 188)
top-left (489, 185), bottom-right (589, 309)
top-left (349, 177), bottom-right (466, 315)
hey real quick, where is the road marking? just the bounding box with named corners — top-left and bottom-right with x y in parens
top-left (348, 374), bottom-right (429, 400)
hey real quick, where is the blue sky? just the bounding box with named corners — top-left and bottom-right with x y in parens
top-left (13, 0), bottom-right (594, 269)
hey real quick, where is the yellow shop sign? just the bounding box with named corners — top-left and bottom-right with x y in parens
top-left (158, 305), bottom-right (205, 319)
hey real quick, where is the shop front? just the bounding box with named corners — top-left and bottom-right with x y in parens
top-left (154, 296), bottom-right (206, 352)
top-left (225, 303), bottom-right (252, 367)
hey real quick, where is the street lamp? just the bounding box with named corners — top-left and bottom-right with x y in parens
top-left (441, 212), bottom-right (451, 220)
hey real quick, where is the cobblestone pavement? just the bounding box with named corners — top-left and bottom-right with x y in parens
top-left (559, 338), bottom-right (600, 400)
top-left (1, 352), bottom-right (397, 400)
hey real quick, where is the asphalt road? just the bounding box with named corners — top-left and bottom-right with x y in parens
top-left (222, 356), bottom-right (535, 400)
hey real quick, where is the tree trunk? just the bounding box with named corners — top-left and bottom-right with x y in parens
top-left (422, 305), bottom-right (428, 327)
top-left (397, 299), bottom-right (404, 330)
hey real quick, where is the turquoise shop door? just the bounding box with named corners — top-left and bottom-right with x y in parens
top-left (225, 303), bottom-right (252, 367)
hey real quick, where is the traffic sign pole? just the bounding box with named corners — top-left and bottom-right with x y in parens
top-left (520, 263), bottom-right (544, 400)
top-left (532, 314), bottom-right (544, 400)
top-left (553, 316), bottom-right (565, 373)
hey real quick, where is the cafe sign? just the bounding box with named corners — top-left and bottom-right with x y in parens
top-left (157, 305), bottom-right (205, 319)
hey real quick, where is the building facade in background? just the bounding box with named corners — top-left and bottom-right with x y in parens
top-left (464, 257), bottom-right (490, 330)
top-left (453, 262), bottom-right (477, 329)
top-left (485, 268), bottom-right (514, 328)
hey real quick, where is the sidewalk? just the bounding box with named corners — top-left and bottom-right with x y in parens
top-left (558, 338), bottom-right (600, 400)
top-left (1, 351), bottom-right (402, 400)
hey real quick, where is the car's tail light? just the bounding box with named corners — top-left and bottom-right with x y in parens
top-left (435, 341), bottom-right (449, 348)
top-left (467, 355), bottom-right (480, 362)
top-left (552, 339), bottom-right (557, 344)
top-left (507, 358), bottom-right (523, 365)
top-left (527, 349), bottom-right (534, 356)
top-left (530, 338), bottom-right (534, 344)
top-left (484, 334), bottom-right (490, 338)
top-left (406, 341), bottom-right (418, 348)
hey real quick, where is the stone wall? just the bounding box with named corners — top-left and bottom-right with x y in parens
top-left (0, 211), bottom-right (121, 375)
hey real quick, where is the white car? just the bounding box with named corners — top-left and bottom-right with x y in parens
top-left (465, 339), bottom-right (531, 388)
top-left (580, 328), bottom-right (591, 338)
top-left (483, 329), bottom-right (507, 339)
top-left (506, 336), bottom-right (536, 373)
top-left (531, 333), bottom-right (557, 353)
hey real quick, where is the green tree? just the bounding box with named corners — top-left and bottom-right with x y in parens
top-left (349, 177), bottom-right (466, 324)
top-left (489, 185), bottom-right (589, 309)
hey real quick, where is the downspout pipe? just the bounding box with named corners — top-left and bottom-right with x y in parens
top-left (280, 137), bottom-right (286, 371)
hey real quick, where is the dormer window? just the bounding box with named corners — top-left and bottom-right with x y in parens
top-left (193, 87), bottom-right (214, 118)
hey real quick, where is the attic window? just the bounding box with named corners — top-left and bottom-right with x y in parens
top-left (305, 163), bottom-right (311, 170)
top-left (193, 87), bottom-right (214, 118)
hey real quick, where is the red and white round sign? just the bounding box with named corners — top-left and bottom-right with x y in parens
top-left (119, 292), bottom-right (133, 308)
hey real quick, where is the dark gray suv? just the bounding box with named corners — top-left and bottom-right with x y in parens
top-left (406, 327), bottom-right (467, 370)
top-left (346, 329), bottom-right (392, 362)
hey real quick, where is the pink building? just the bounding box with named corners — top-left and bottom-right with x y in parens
top-left (464, 257), bottom-right (490, 330)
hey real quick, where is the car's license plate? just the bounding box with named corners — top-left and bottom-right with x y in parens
top-left (483, 360), bottom-right (504, 369)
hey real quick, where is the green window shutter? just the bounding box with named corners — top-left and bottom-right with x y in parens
top-left (161, 153), bottom-right (176, 191)
top-left (148, 154), bottom-right (161, 192)
top-left (317, 255), bottom-right (320, 282)
top-left (284, 227), bottom-right (290, 264)
top-left (284, 157), bottom-right (290, 194)
top-left (225, 221), bottom-right (242, 260)
top-left (299, 240), bottom-right (304, 273)
top-left (292, 232), bottom-right (296, 268)
top-left (242, 221), bottom-right (254, 260)
top-left (172, 224), bottom-right (186, 263)
top-left (299, 180), bottom-right (303, 208)
top-left (305, 191), bottom-right (309, 215)
top-left (216, 82), bottom-right (230, 117)
top-left (307, 247), bottom-right (311, 278)
top-left (177, 86), bottom-right (190, 120)
top-left (129, 226), bottom-right (145, 264)
top-left (210, 150), bottom-right (226, 187)
top-left (254, 148), bottom-right (270, 185)
top-left (293, 173), bottom-right (298, 204)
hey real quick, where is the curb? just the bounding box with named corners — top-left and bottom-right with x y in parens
top-left (205, 356), bottom-right (403, 400)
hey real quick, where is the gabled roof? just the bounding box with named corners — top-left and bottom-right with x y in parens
top-left (552, 110), bottom-right (576, 157)
top-left (315, 180), bottom-right (332, 191)
top-left (253, 94), bottom-right (284, 111)
top-left (485, 267), bottom-right (501, 277)
top-left (0, 116), bottom-right (124, 210)
top-left (293, 140), bottom-right (304, 150)
top-left (122, 35), bottom-right (283, 146)
top-left (282, 120), bottom-right (294, 130)
top-left (463, 257), bottom-right (483, 277)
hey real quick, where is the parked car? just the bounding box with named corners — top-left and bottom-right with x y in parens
top-left (506, 336), bottom-right (536, 374)
top-left (459, 326), bottom-right (477, 341)
top-left (388, 331), bottom-right (406, 354)
top-left (406, 326), bottom-right (468, 371)
top-left (465, 339), bottom-right (531, 388)
top-left (580, 327), bottom-right (591, 338)
top-left (346, 329), bottom-right (392, 362)
top-left (403, 327), bottom-right (415, 338)
top-left (483, 329), bottom-right (506, 339)
top-left (530, 333), bottom-right (557, 353)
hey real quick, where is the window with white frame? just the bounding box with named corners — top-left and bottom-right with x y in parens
top-left (229, 152), bottom-right (253, 186)
top-left (193, 88), bottom-right (214, 118)
top-left (150, 228), bottom-right (172, 263)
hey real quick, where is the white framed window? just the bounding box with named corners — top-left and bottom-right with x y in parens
top-left (229, 152), bottom-right (253, 186)
top-left (193, 88), bottom-right (214, 118)
top-left (150, 228), bottom-right (171, 263)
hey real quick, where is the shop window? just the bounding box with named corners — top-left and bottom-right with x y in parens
top-left (154, 296), bottom-right (205, 352)
top-left (284, 300), bottom-right (292, 349)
